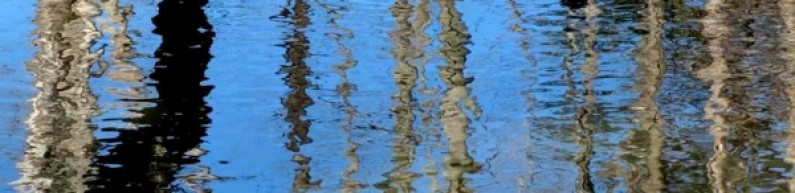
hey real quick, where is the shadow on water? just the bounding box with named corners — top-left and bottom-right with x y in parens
top-left (273, 0), bottom-right (320, 191)
top-left (13, 0), bottom-right (101, 192)
top-left (84, 0), bottom-right (215, 192)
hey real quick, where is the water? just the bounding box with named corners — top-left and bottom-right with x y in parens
top-left (2, 0), bottom-right (795, 192)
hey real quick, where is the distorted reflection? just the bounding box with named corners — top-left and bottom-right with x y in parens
top-left (85, 0), bottom-right (216, 192)
top-left (315, 0), bottom-right (365, 191)
top-left (275, 0), bottom-right (320, 191)
top-left (436, 0), bottom-right (482, 192)
top-left (14, 0), bottom-right (101, 192)
top-left (782, 0), bottom-right (795, 191)
top-left (560, 0), bottom-right (602, 192)
top-left (375, 0), bottom-right (422, 192)
top-left (699, 0), bottom-right (733, 191)
top-left (622, 0), bottom-right (665, 192)
top-left (7, 0), bottom-right (795, 192)
top-left (101, 0), bottom-right (145, 84)
top-left (407, 0), bottom-right (440, 191)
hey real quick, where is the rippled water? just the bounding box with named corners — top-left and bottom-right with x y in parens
top-left (3, 0), bottom-right (795, 192)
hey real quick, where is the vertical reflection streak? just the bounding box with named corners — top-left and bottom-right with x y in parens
top-left (376, 0), bottom-right (422, 192)
top-left (314, 0), bottom-right (365, 191)
top-left (699, 0), bottom-right (731, 192)
top-left (625, 0), bottom-right (666, 192)
top-left (279, 0), bottom-right (319, 191)
top-left (101, 0), bottom-right (145, 86)
top-left (436, 0), bottom-right (482, 192)
top-left (779, 0), bottom-right (795, 191)
top-left (572, 0), bottom-right (601, 192)
top-left (407, 1), bottom-right (441, 191)
top-left (561, 1), bottom-right (585, 191)
top-left (85, 0), bottom-right (216, 192)
top-left (14, 0), bottom-right (101, 192)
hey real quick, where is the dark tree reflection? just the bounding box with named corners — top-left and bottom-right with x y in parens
top-left (85, 0), bottom-right (215, 192)
top-left (274, 0), bottom-right (320, 191)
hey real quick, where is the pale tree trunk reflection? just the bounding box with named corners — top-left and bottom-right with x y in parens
top-left (375, 0), bottom-right (422, 192)
top-left (437, 0), bottom-right (483, 192)
top-left (779, 0), bottom-right (795, 191)
top-left (13, 0), bottom-right (101, 192)
top-left (699, 0), bottom-right (732, 192)
top-left (406, 0), bottom-right (441, 191)
top-left (623, 0), bottom-right (665, 192)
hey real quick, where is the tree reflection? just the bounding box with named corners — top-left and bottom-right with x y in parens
top-left (436, 0), bottom-right (482, 192)
top-left (622, 0), bottom-right (666, 192)
top-left (375, 0), bottom-right (423, 192)
top-left (781, 0), bottom-right (795, 191)
top-left (699, 0), bottom-right (733, 191)
top-left (102, 0), bottom-right (145, 85)
top-left (14, 0), bottom-right (101, 192)
top-left (85, 0), bottom-right (215, 192)
top-left (561, 0), bottom-right (601, 192)
top-left (276, 0), bottom-right (320, 191)
top-left (315, 0), bottom-right (365, 191)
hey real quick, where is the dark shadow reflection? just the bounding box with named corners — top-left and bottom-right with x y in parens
top-left (274, 0), bottom-right (320, 191)
top-left (14, 0), bottom-right (101, 192)
top-left (85, 0), bottom-right (215, 192)
top-left (436, 0), bottom-right (483, 192)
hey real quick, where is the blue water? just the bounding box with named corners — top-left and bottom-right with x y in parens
top-left (2, 0), bottom-right (795, 192)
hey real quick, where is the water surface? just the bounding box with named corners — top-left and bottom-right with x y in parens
top-left (3, 0), bottom-right (795, 192)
